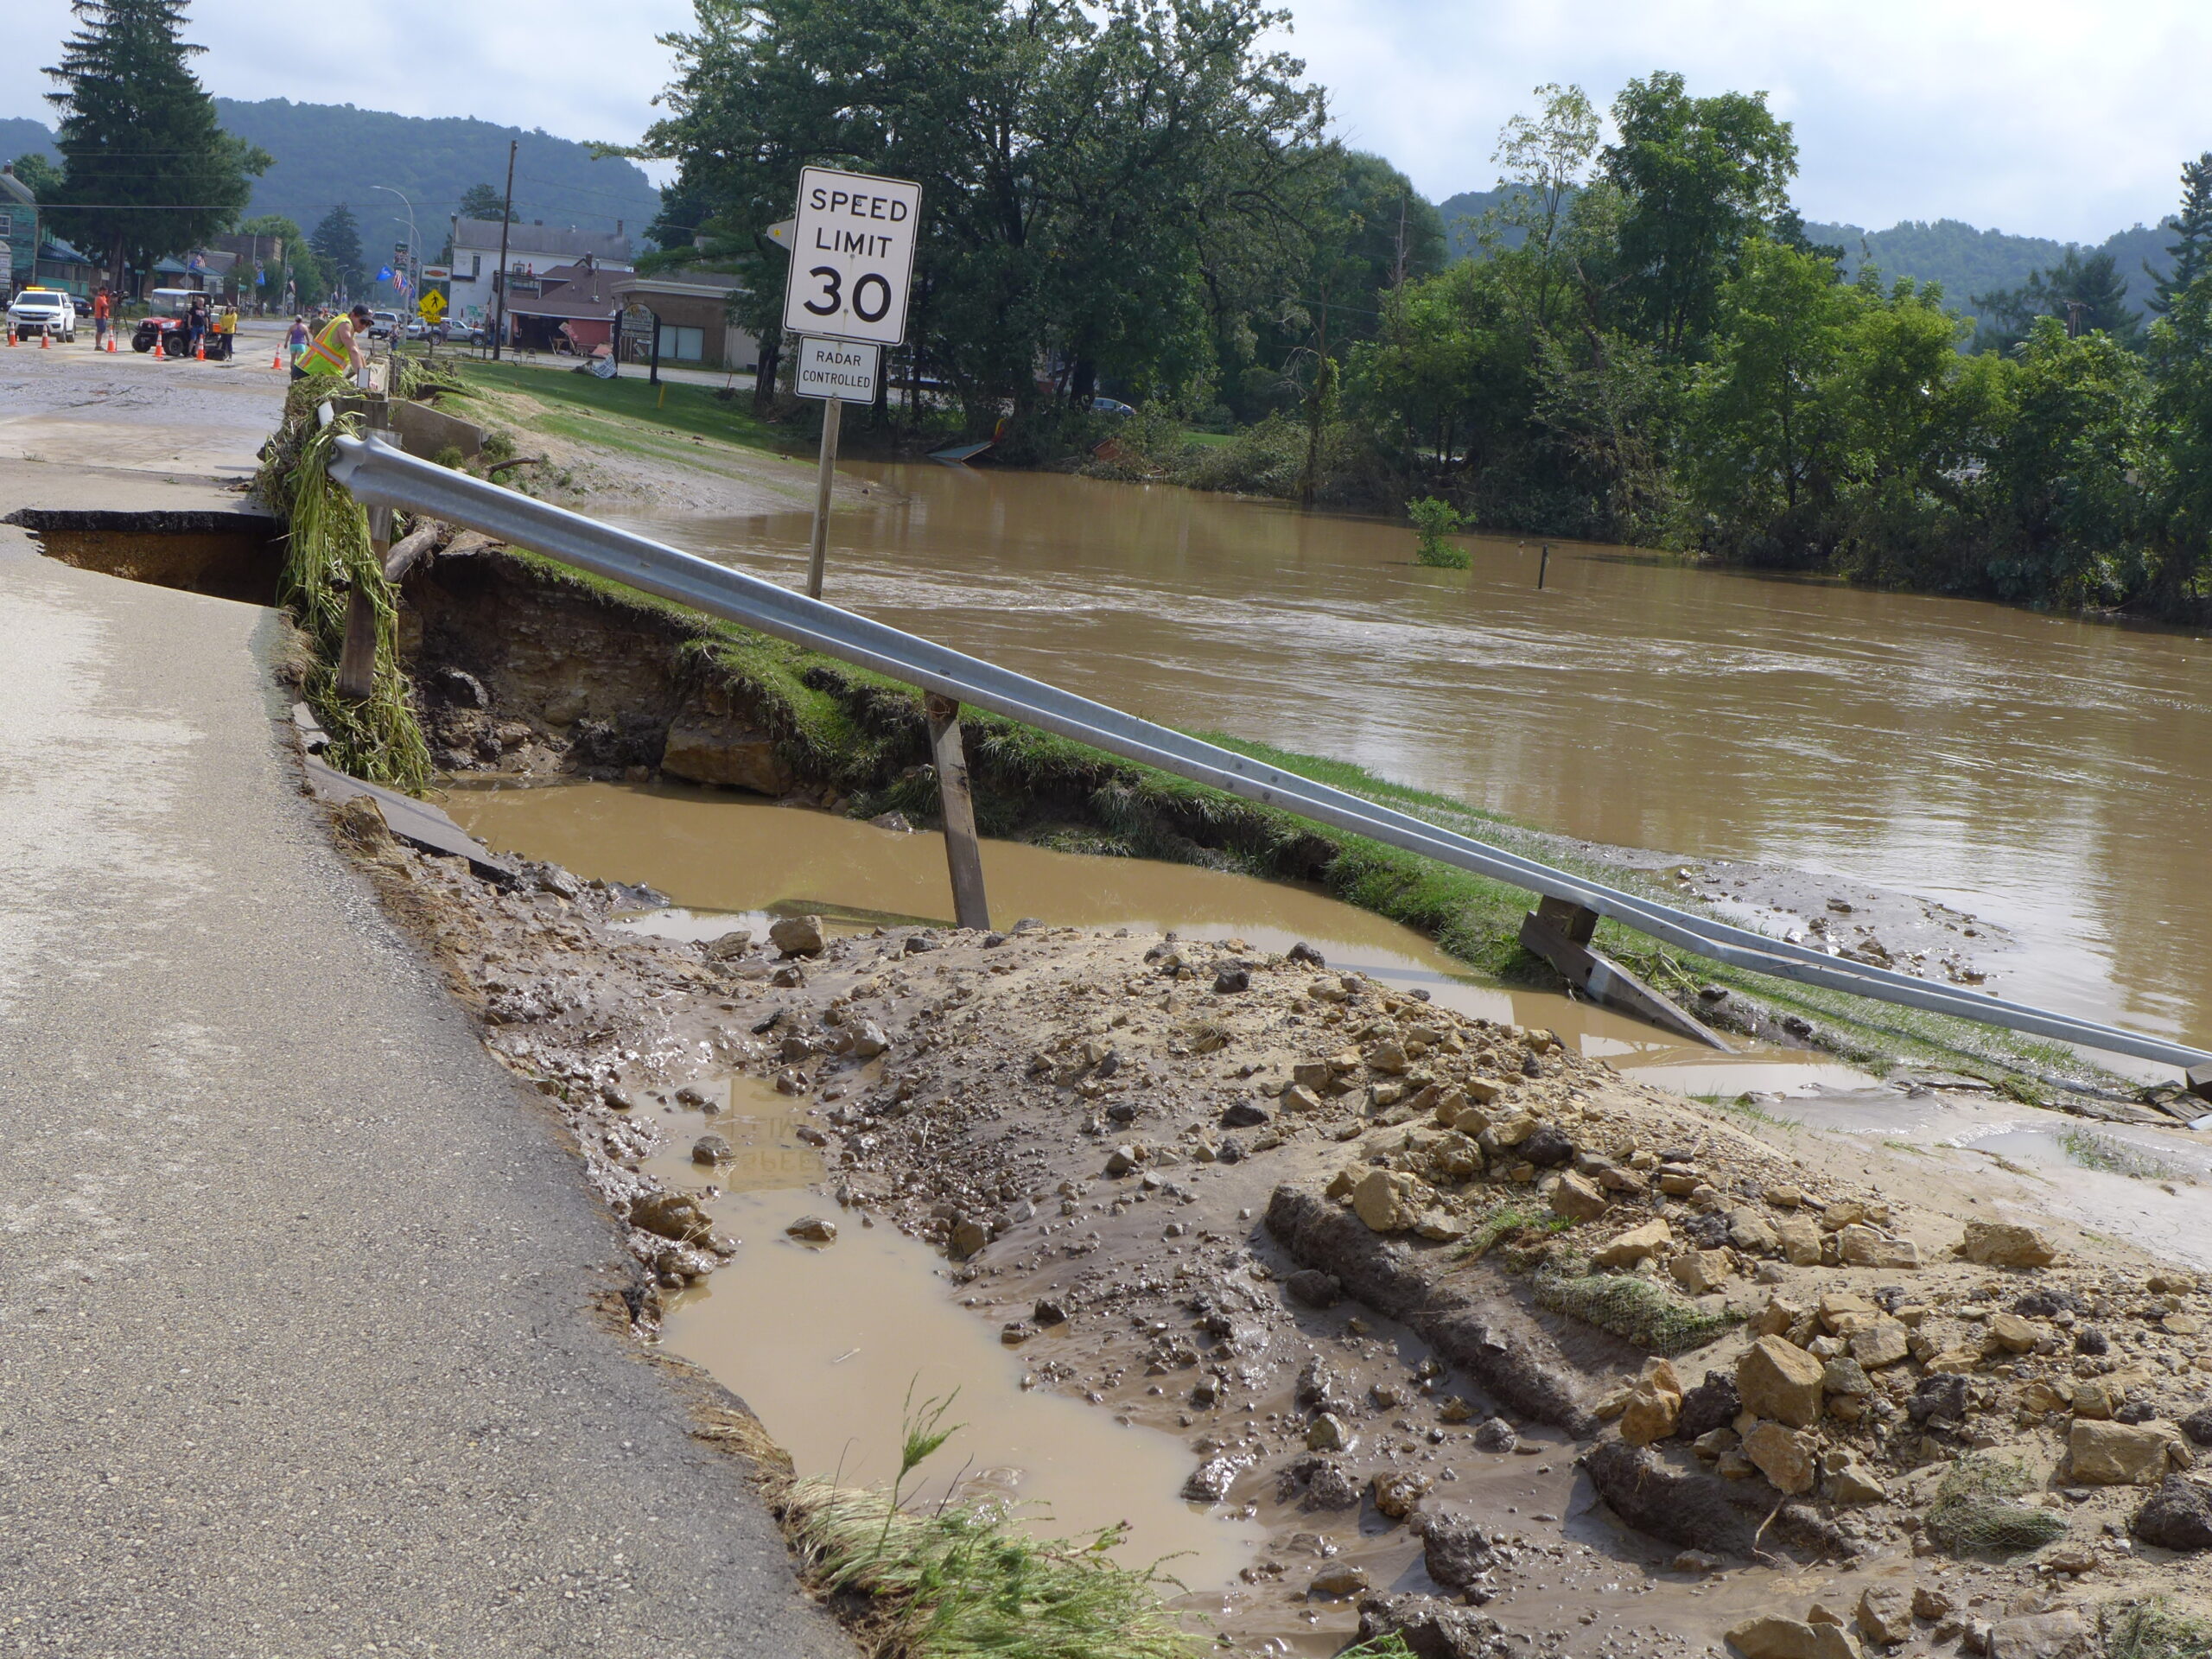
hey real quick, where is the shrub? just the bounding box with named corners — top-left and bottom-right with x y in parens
top-left (1409, 497), bottom-right (1470, 567)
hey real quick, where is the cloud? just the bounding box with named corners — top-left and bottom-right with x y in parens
top-left (5, 0), bottom-right (2204, 242)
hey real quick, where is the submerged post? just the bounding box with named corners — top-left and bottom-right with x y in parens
top-left (336, 396), bottom-right (391, 700)
top-left (1538, 543), bottom-right (1550, 591)
top-left (805, 397), bottom-right (842, 601)
top-left (925, 693), bottom-right (991, 931)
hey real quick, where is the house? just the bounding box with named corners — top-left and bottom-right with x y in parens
top-left (32, 235), bottom-right (99, 298)
top-left (499, 254), bottom-right (630, 354)
top-left (1, 162), bottom-right (37, 299)
top-left (447, 216), bottom-right (632, 327)
top-left (610, 270), bottom-right (760, 372)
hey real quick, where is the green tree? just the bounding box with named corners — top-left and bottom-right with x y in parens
top-left (457, 181), bottom-right (514, 222)
top-left (41, 0), bottom-right (270, 289)
top-left (9, 151), bottom-right (62, 197)
top-left (1600, 71), bottom-right (1799, 355)
top-left (309, 202), bottom-right (364, 297)
top-left (1972, 248), bottom-right (2140, 353)
top-left (2142, 274), bottom-right (2212, 608)
top-left (2149, 153), bottom-right (2212, 317)
top-left (237, 210), bottom-right (329, 304)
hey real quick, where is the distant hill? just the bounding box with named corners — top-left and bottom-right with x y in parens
top-left (1435, 188), bottom-right (1516, 258)
top-left (211, 99), bottom-right (660, 250)
top-left (1, 115), bottom-right (58, 166)
top-left (1804, 216), bottom-right (2174, 314)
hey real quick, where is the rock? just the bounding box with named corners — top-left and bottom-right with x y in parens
top-left (1620, 1381), bottom-right (1683, 1446)
top-left (1278, 1084), bottom-right (1325, 1114)
top-left (1549, 1171), bottom-right (1611, 1223)
top-left (660, 715), bottom-right (792, 794)
top-left (1912, 1586), bottom-right (1954, 1621)
top-left (1584, 1440), bottom-right (1758, 1556)
top-left (2179, 1402), bottom-right (2212, 1446)
top-left (1907, 1372), bottom-right (1968, 1428)
top-left (768, 914), bottom-right (827, 957)
top-left (1592, 1218), bottom-right (1673, 1269)
top-left (1730, 1207), bottom-right (1782, 1255)
top-left (1958, 1222), bottom-right (2056, 1268)
top-left (1285, 1268), bottom-right (1342, 1308)
top-left (629, 1189), bottom-right (715, 1243)
top-left (1985, 1312), bottom-right (2041, 1354)
top-left (1306, 1412), bottom-right (1353, 1452)
top-left (1522, 1124), bottom-right (1576, 1167)
top-left (704, 929), bottom-right (756, 961)
top-left (1985, 1610), bottom-right (2090, 1659)
top-left (1671, 1249), bottom-right (1736, 1295)
top-left (1288, 940), bottom-right (1325, 966)
top-left (948, 1219), bottom-right (989, 1260)
top-left (785, 1215), bottom-right (837, 1243)
top-left (1472, 1416), bottom-right (1518, 1453)
top-left (1294, 1357), bottom-right (1346, 1413)
top-left (1776, 1215), bottom-right (1825, 1267)
top-left (848, 1020), bottom-right (891, 1058)
top-left (1105, 1145), bottom-right (1140, 1177)
top-left (1183, 1456), bottom-right (1244, 1503)
top-left (1743, 1421), bottom-right (1817, 1495)
top-left (1822, 1357), bottom-right (1873, 1397)
top-left (1355, 1169), bottom-right (1430, 1233)
top-left (1373, 1471), bottom-right (1432, 1520)
top-left (1220, 1100), bottom-right (1271, 1129)
top-left (1673, 1549), bottom-right (1722, 1573)
top-left (1855, 1586), bottom-right (1913, 1645)
top-left (1213, 966), bottom-right (1251, 994)
top-left (690, 1134), bottom-right (732, 1165)
top-left (2131, 1473), bottom-right (2212, 1549)
top-left (1033, 1298), bottom-right (1068, 1325)
top-left (1308, 1563), bottom-right (1368, 1597)
top-left (1725, 1614), bottom-right (1862, 1658)
top-left (1370, 1041), bottom-right (1412, 1075)
top-left (1849, 1322), bottom-right (1912, 1370)
top-left (1839, 1224), bottom-right (1920, 1269)
top-left (1354, 1592), bottom-right (1497, 1657)
top-left (1417, 1515), bottom-right (1493, 1596)
top-left (1678, 1371), bottom-right (1742, 1440)
top-left (1826, 1457), bottom-right (1888, 1505)
top-left (1738, 1336), bottom-right (1826, 1428)
top-left (2070, 1379), bottom-right (2118, 1420)
top-left (2069, 1420), bottom-right (2173, 1485)
top-left (1306, 1459), bottom-right (1361, 1510)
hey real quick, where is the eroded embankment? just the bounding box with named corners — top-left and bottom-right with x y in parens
top-left (318, 790), bottom-right (2212, 1657)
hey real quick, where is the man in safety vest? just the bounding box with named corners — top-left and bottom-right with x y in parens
top-left (295, 303), bottom-right (372, 384)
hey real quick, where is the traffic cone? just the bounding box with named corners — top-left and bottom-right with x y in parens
top-left (41, 331), bottom-right (50, 349)
top-left (106, 335), bottom-right (116, 353)
top-left (194, 341), bottom-right (205, 360)
top-left (270, 348), bottom-right (282, 369)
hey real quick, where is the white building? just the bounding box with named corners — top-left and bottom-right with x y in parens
top-left (445, 217), bottom-right (632, 326)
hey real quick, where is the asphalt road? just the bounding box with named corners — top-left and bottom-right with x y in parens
top-left (0, 345), bottom-right (852, 1656)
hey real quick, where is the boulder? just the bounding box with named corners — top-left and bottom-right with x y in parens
top-left (1826, 1456), bottom-right (1888, 1505)
top-left (2130, 1473), bottom-right (2212, 1550)
top-left (1958, 1222), bottom-right (2056, 1268)
top-left (1838, 1224), bottom-right (1920, 1269)
top-left (690, 1134), bottom-right (732, 1165)
top-left (2180, 1402), bottom-right (2212, 1446)
top-left (1415, 1514), bottom-right (1494, 1597)
top-left (1775, 1216), bottom-right (1826, 1267)
top-left (1285, 1268), bottom-right (1342, 1308)
top-left (629, 1189), bottom-right (715, 1243)
top-left (948, 1219), bottom-right (988, 1260)
top-left (1353, 1591), bottom-right (1497, 1658)
top-left (1592, 1218), bottom-right (1674, 1269)
top-left (1678, 1371), bottom-right (1743, 1440)
top-left (1309, 1563), bottom-right (1369, 1597)
top-left (1729, 1207), bottom-right (1781, 1255)
top-left (1849, 1322), bottom-right (1912, 1370)
top-left (1855, 1585), bottom-right (1913, 1646)
top-left (1472, 1417), bottom-right (1517, 1453)
top-left (1355, 1169), bottom-right (1431, 1234)
top-left (1373, 1470), bottom-right (1433, 1520)
top-left (1549, 1171), bottom-right (1610, 1223)
top-left (2069, 1419), bottom-right (2173, 1485)
top-left (1671, 1248), bottom-right (1735, 1295)
top-left (1182, 1456), bottom-right (1243, 1503)
top-left (1620, 1375), bottom-right (1684, 1446)
top-left (1306, 1413), bottom-right (1353, 1452)
top-left (785, 1215), bottom-right (837, 1243)
top-left (660, 714), bottom-right (792, 794)
top-left (1306, 1460), bottom-right (1361, 1510)
top-left (1985, 1313), bottom-right (2041, 1354)
top-left (1743, 1421), bottom-right (1817, 1495)
top-left (1738, 1336), bottom-right (1827, 1428)
top-left (1583, 1439), bottom-right (1758, 1556)
top-left (1985, 1610), bottom-right (2091, 1659)
top-left (768, 914), bottom-right (827, 957)
top-left (1724, 1614), bottom-right (1861, 1659)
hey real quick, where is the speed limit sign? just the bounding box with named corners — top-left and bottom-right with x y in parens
top-left (781, 165), bottom-right (920, 347)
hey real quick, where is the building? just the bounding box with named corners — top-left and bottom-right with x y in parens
top-left (447, 216), bottom-right (632, 327)
top-left (1, 162), bottom-right (36, 299)
top-left (611, 270), bottom-right (760, 372)
top-left (499, 254), bottom-right (628, 355)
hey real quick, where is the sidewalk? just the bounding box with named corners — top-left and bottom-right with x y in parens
top-left (0, 363), bottom-right (850, 1656)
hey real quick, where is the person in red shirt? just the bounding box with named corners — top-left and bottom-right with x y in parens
top-left (91, 287), bottom-right (111, 350)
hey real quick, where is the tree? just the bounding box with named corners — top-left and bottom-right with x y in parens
top-left (2149, 153), bottom-right (2212, 316)
top-left (237, 211), bottom-right (329, 305)
top-left (9, 151), bottom-right (62, 197)
top-left (457, 181), bottom-right (514, 222)
top-left (310, 203), bottom-right (364, 297)
top-left (1972, 247), bottom-right (2140, 353)
top-left (1599, 71), bottom-right (1799, 355)
top-left (41, 0), bottom-right (269, 289)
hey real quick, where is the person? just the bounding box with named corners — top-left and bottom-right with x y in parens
top-left (184, 293), bottom-right (209, 357)
top-left (214, 304), bottom-right (238, 360)
top-left (295, 303), bottom-right (372, 384)
top-left (91, 286), bottom-right (111, 351)
top-left (286, 314), bottom-right (309, 372)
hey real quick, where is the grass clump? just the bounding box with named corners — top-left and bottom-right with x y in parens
top-left (2058, 1128), bottom-right (2180, 1180)
top-left (1923, 1458), bottom-right (2067, 1556)
top-left (1530, 1262), bottom-right (1738, 1356)
top-left (1409, 497), bottom-right (1471, 568)
top-left (2102, 1599), bottom-right (2212, 1659)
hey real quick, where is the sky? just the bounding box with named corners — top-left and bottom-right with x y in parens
top-left (5, 0), bottom-right (2207, 245)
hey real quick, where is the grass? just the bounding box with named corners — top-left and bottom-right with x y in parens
top-left (2058, 1128), bottom-right (2181, 1180)
top-left (1530, 1260), bottom-right (1738, 1356)
top-left (2103, 1599), bottom-right (2212, 1659)
top-left (446, 358), bottom-right (799, 459)
top-left (1923, 1457), bottom-right (2067, 1556)
top-left (1716, 1093), bottom-right (1802, 1131)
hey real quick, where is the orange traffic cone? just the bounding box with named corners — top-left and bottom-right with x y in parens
top-left (270, 349), bottom-right (282, 369)
top-left (41, 331), bottom-right (50, 349)
top-left (194, 341), bottom-right (205, 360)
top-left (106, 335), bottom-right (117, 353)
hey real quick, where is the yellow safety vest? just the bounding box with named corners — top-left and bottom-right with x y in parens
top-left (299, 316), bottom-right (353, 377)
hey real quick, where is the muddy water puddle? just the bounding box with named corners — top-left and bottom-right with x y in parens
top-left (448, 777), bottom-right (1856, 1097)
top-left (612, 461), bottom-right (2212, 1055)
top-left (633, 1074), bottom-right (1262, 1586)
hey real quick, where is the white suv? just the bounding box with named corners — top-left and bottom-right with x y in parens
top-left (6, 288), bottom-right (77, 342)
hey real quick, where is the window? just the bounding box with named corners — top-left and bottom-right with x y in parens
top-left (665, 325), bottom-right (705, 362)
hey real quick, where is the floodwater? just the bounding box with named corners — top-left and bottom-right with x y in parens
top-left (605, 460), bottom-right (2212, 1058)
top-left (631, 1075), bottom-right (1266, 1587)
top-left (448, 779), bottom-right (1864, 1097)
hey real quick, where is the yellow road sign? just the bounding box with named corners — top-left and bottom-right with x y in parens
top-left (416, 290), bottom-right (447, 322)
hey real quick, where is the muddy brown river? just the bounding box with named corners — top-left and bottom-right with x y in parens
top-left (606, 461), bottom-right (2212, 1058)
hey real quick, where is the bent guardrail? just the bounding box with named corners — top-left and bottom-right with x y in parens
top-left (329, 432), bottom-right (2212, 1083)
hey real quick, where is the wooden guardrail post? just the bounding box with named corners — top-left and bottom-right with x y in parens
top-left (336, 395), bottom-right (391, 701)
top-left (1518, 893), bottom-right (1730, 1050)
top-left (925, 692), bottom-right (991, 931)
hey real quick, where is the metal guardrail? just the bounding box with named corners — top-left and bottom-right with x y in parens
top-left (330, 432), bottom-right (2212, 1079)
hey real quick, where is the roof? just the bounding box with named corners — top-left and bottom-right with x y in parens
top-left (0, 168), bottom-right (34, 208)
top-left (453, 217), bottom-right (632, 266)
top-left (503, 258), bottom-right (630, 321)
top-left (612, 270), bottom-right (747, 300)
top-left (38, 237), bottom-right (94, 265)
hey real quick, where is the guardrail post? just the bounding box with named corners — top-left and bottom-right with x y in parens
top-left (925, 692), bottom-right (990, 931)
top-left (2189, 1061), bottom-right (2212, 1103)
top-left (336, 398), bottom-right (391, 701)
top-left (1519, 895), bottom-right (1729, 1051)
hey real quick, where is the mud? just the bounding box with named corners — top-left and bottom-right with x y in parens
top-left (323, 785), bottom-right (2212, 1656)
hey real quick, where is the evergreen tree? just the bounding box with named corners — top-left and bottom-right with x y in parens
top-left (2150, 153), bottom-right (2212, 317)
top-left (1972, 248), bottom-right (2140, 353)
top-left (456, 181), bottom-right (514, 222)
top-left (309, 202), bottom-right (364, 297)
top-left (41, 0), bottom-right (268, 289)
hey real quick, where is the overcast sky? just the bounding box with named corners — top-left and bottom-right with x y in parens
top-left (6, 0), bottom-right (2206, 244)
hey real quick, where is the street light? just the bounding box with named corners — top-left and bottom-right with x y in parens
top-left (372, 183), bottom-right (420, 354)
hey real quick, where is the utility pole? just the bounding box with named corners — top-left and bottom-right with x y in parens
top-left (492, 138), bottom-right (517, 363)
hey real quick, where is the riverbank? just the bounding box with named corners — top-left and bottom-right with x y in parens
top-left (321, 794), bottom-right (2212, 1656)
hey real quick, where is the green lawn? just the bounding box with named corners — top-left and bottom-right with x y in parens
top-left (441, 358), bottom-right (800, 457)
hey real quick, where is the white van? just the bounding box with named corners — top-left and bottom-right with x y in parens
top-left (6, 286), bottom-right (77, 341)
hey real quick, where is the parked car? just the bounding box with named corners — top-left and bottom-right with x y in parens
top-left (367, 309), bottom-right (400, 340)
top-left (1091, 396), bottom-right (1135, 417)
top-left (6, 287), bottom-right (77, 342)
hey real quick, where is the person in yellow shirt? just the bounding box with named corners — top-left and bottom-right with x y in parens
top-left (214, 305), bottom-right (238, 360)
